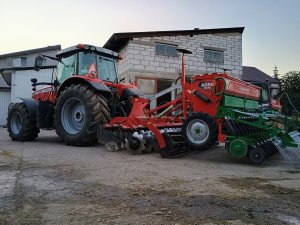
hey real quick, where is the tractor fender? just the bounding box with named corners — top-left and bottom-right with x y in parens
top-left (88, 81), bottom-right (111, 93)
top-left (17, 98), bottom-right (38, 123)
top-left (120, 88), bottom-right (143, 100)
top-left (57, 77), bottom-right (111, 97)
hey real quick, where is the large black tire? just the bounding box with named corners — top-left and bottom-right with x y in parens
top-left (7, 102), bottom-right (39, 141)
top-left (182, 112), bottom-right (217, 150)
top-left (55, 84), bottom-right (110, 146)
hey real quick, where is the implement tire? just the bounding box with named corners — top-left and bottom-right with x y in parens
top-left (182, 112), bottom-right (217, 150)
top-left (248, 147), bottom-right (266, 164)
top-left (55, 84), bottom-right (110, 146)
top-left (7, 102), bottom-right (39, 141)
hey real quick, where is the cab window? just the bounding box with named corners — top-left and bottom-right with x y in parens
top-left (56, 55), bottom-right (75, 83)
top-left (78, 52), bottom-right (97, 75)
top-left (98, 56), bottom-right (117, 82)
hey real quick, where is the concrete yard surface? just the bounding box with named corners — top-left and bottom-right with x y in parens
top-left (0, 128), bottom-right (299, 225)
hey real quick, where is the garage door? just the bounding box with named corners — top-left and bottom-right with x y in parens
top-left (0, 89), bottom-right (11, 126)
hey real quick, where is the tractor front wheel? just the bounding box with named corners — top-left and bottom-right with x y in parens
top-left (7, 102), bottom-right (39, 141)
top-left (55, 84), bottom-right (110, 146)
top-left (182, 112), bottom-right (217, 150)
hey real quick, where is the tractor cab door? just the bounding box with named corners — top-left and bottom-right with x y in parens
top-left (97, 56), bottom-right (118, 83)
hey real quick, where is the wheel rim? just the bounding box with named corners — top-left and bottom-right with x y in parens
top-left (61, 97), bottom-right (86, 135)
top-left (186, 119), bottom-right (209, 144)
top-left (10, 111), bottom-right (22, 134)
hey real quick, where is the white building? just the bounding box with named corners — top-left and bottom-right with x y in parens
top-left (0, 45), bottom-right (61, 126)
top-left (104, 27), bottom-right (244, 101)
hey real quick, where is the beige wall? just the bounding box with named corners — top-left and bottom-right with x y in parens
top-left (117, 32), bottom-right (243, 88)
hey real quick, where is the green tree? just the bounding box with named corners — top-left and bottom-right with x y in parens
top-left (273, 65), bottom-right (280, 80)
top-left (280, 71), bottom-right (300, 115)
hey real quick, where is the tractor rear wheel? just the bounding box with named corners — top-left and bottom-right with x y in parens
top-left (182, 112), bottom-right (217, 150)
top-left (55, 84), bottom-right (110, 146)
top-left (7, 102), bottom-right (39, 141)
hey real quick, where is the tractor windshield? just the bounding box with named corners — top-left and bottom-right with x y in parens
top-left (56, 54), bottom-right (76, 83)
top-left (78, 52), bottom-right (97, 75)
top-left (78, 52), bottom-right (118, 82)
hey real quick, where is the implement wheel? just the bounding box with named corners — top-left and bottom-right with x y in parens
top-left (55, 84), bottom-right (110, 146)
top-left (182, 112), bottom-right (217, 150)
top-left (7, 102), bottom-right (39, 141)
top-left (248, 147), bottom-right (266, 164)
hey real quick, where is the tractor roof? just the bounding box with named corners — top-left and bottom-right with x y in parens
top-left (56, 44), bottom-right (119, 59)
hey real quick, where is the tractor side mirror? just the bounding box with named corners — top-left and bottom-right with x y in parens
top-left (34, 56), bottom-right (45, 71)
top-left (31, 78), bottom-right (37, 83)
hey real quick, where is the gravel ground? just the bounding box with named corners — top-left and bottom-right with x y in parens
top-left (0, 127), bottom-right (299, 225)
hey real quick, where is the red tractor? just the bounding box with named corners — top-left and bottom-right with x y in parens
top-left (7, 44), bottom-right (142, 146)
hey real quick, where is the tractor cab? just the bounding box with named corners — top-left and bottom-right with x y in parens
top-left (55, 44), bottom-right (120, 84)
top-left (34, 44), bottom-right (120, 86)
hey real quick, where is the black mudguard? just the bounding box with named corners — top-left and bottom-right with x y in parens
top-left (88, 81), bottom-right (111, 93)
top-left (37, 100), bottom-right (55, 129)
top-left (58, 77), bottom-right (112, 97)
top-left (17, 98), bottom-right (38, 123)
top-left (120, 88), bottom-right (143, 100)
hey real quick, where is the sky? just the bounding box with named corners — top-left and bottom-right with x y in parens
top-left (0, 0), bottom-right (299, 76)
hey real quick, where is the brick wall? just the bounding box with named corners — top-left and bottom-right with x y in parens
top-left (117, 32), bottom-right (242, 83)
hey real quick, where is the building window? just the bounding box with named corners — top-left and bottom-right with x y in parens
top-left (204, 49), bottom-right (224, 63)
top-left (12, 57), bottom-right (27, 68)
top-left (136, 77), bottom-right (157, 94)
top-left (155, 43), bottom-right (178, 57)
top-left (21, 57), bottom-right (27, 67)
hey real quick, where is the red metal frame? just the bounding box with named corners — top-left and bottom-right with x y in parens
top-left (107, 71), bottom-right (265, 148)
top-left (181, 53), bottom-right (187, 118)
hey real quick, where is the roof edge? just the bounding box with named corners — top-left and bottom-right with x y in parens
top-left (0, 45), bottom-right (61, 59)
top-left (104, 27), bottom-right (244, 49)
